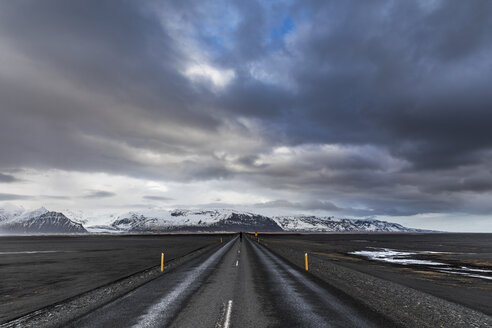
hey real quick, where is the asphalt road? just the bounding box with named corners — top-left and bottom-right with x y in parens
top-left (68, 235), bottom-right (392, 328)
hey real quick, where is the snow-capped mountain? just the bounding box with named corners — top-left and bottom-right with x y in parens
top-left (0, 205), bottom-right (426, 233)
top-left (0, 204), bottom-right (25, 222)
top-left (106, 209), bottom-right (423, 233)
top-left (273, 216), bottom-right (422, 232)
top-left (61, 209), bottom-right (118, 226)
top-left (0, 205), bottom-right (87, 234)
top-left (110, 209), bottom-right (283, 232)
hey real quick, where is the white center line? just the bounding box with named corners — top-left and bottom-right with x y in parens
top-left (224, 300), bottom-right (233, 328)
top-left (131, 240), bottom-right (234, 327)
top-left (235, 260), bottom-right (239, 267)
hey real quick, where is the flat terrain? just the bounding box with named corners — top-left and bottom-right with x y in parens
top-left (260, 233), bottom-right (492, 316)
top-left (2, 233), bottom-right (491, 327)
top-left (0, 234), bottom-right (221, 323)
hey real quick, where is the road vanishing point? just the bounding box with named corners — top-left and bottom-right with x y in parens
top-left (64, 235), bottom-right (391, 328)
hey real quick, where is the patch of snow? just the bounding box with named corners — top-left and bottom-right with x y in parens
top-left (459, 266), bottom-right (492, 273)
top-left (20, 207), bottom-right (49, 220)
top-left (437, 269), bottom-right (492, 281)
top-left (350, 247), bottom-right (492, 281)
top-left (349, 248), bottom-right (446, 266)
top-left (85, 226), bottom-right (125, 234)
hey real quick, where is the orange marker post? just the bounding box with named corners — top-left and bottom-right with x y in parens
top-left (305, 253), bottom-right (309, 271)
top-left (161, 252), bottom-right (164, 272)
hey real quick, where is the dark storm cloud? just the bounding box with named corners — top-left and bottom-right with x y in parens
top-left (83, 190), bottom-right (115, 199)
top-left (0, 173), bottom-right (18, 183)
top-left (1, 0), bottom-right (492, 218)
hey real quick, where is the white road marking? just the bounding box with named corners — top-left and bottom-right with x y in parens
top-left (224, 300), bottom-right (233, 328)
top-left (235, 260), bottom-right (239, 267)
top-left (0, 250), bottom-right (70, 255)
top-left (132, 240), bottom-right (235, 328)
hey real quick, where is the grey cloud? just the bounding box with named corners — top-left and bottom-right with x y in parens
top-left (418, 169), bottom-right (492, 194)
top-left (255, 200), bottom-right (341, 211)
top-left (143, 195), bottom-right (174, 201)
top-left (41, 195), bottom-right (71, 200)
top-left (0, 0), bottom-right (221, 179)
top-left (1, 1), bottom-right (492, 220)
top-left (0, 173), bottom-right (18, 183)
top-left (83, 190), bottom-right (115, 199)
top-left (0, 193), bottom-right (32, 201)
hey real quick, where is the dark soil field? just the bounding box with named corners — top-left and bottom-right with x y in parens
top-left (259, 233), bottom-right (492, 316)
top-left (0, 234), bottom-right (222, 323)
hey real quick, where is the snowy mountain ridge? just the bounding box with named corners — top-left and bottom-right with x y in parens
top-left (272, 215), bottom-right (418, 232)
top-left (0, 205), bottom-right (45, 221)
top-left (0, 205), bottom-right (87, 234)
top-left (110, 209), bottom-right (282, 232)
top-left (107, 208), bottom-right (426, 233)
top-left (0, 205), bottom-right (427, 233)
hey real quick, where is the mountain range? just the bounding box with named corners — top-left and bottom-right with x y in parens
top-left (0, 205), bottom-right (427, 234)
top-left (0, 206), bottom-right (87, 234)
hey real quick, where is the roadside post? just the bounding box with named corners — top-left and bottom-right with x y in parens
top-left (161, 252), bottom-right (164, 272)
top-left (305, 253), bottom-right (309, 271)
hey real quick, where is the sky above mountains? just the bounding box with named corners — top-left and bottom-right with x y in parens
top-left (1, 0), bottom-right (492, 231)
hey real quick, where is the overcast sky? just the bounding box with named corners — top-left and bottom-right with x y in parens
top-left (1, 0), bottom-right (492, 231)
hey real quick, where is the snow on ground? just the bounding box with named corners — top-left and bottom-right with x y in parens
top-left (437, 268), bottom-right (492, 280)
top-left (350, 247), bottom-right (492, 281)
top-left (85, 226), bottom-right (125, 234)
top-left (349, 248), bottom-right (446, 266)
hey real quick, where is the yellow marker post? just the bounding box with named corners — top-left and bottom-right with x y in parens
top-left (161, 252), bottom-right (164, 272)
top-left (257, 237), bottom-right (260, 243)
top-left (220, 237), bottom-right (223, 243)
top-left (255, 231), bottom-right (258, 237)
top-left (305, 253), bottom-right (309, 271)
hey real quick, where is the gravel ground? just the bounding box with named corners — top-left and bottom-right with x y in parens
top-left (259, 234), bottom-right (492, 328)
top-left (0, 234), bottom-right (225, 323)
top-left (0, 242), bottom-right (220, 328)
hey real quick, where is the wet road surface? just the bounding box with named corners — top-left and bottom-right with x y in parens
top-left (69, 236), bottom-right (392, 328)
